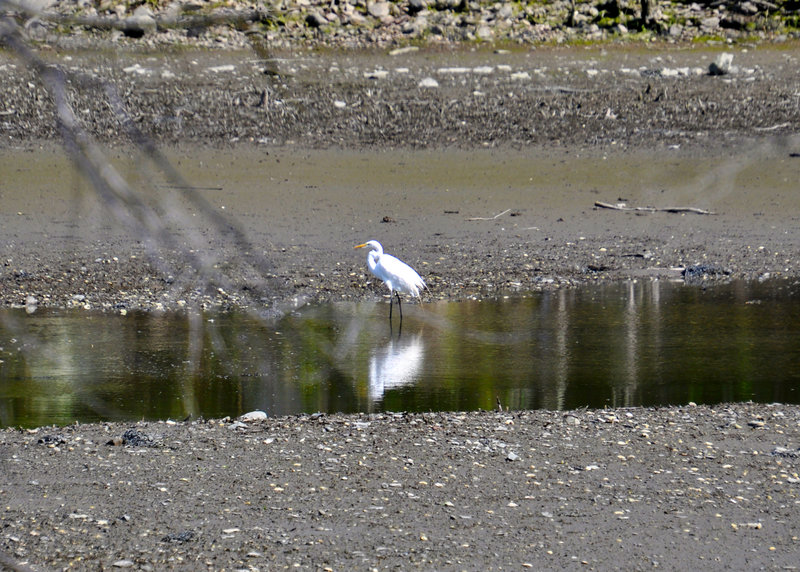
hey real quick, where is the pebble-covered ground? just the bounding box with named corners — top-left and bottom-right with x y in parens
top-left (2, 403), bottom-right (800, 570)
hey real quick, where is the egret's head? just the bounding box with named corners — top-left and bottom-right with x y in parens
top-left (355, 240), bottom-right (382, 253)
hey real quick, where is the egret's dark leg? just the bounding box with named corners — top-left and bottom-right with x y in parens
top-left (396, 292), bottom-right (403, 320)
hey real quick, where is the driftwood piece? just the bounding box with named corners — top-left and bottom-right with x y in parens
top-left (467, 208), bottom-right (511, 221)
top-left (594, 201), bottom-right (715, 215)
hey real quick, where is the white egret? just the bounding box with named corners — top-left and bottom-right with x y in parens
top-left (355, 240), bottom-right (426, 320)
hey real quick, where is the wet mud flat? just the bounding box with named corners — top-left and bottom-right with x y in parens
top-left (2, 44), bottom-right (800, 312)
top-left (2, 141), bottom-right (800, 313)
top-left (2, 403), bottom-right (799, 570)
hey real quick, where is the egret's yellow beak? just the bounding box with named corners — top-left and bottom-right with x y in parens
top-left (354, 243), bottom-right (367, 249)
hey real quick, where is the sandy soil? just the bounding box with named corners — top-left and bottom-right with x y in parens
top-left (1, 33), bottom-right (800, 572)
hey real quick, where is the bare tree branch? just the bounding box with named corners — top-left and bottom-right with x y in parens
top-left (0, 12), bottom-right (290, 311)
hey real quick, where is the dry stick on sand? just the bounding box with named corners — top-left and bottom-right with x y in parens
top-left (467, 208), bottom-right (512, 221)
top-left (594, 201), bottom-right (716, 215)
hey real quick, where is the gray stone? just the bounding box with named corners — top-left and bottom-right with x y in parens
top-left (123, 6), bottom-right (156, 37)
top-left (368, 2), bottom-right (391, 19)
top-left (239, 410), bottom-right (268, 422)
top-left (709, 52), bottom-right (733, 76)
top-left (408, 0), bottom-right (427, 15)
top-left (305, 12), bottom-right (327, 28)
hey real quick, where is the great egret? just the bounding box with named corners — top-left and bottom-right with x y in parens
top-left (355, 240), bottom-right (426, 320)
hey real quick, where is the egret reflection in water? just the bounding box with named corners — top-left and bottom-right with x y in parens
top-left (368, 332), bottom-right (425, 403)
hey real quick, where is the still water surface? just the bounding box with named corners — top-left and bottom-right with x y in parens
top-left (1, 279), bottom-right (799, 428)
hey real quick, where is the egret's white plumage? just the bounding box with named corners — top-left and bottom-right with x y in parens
top-left (355, 240), bottom-right (425, 319)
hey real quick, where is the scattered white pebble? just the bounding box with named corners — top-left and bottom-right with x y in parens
top-left (364, 70), bottom-right (389, 79)
top-left (122, 64), bottom-right (147, 75)
top-left (418, 77), bottom-right (439, 88)
top-left (239, 411), bottom-right (268, 422)
top-left (207, 64), bottom-right (236, 73)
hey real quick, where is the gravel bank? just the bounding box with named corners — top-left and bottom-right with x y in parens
top-left (3, 403), bottom-right (800, 570)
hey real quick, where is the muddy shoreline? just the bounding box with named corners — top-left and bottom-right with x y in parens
top-left (2, 45), bottom-right (800, 312)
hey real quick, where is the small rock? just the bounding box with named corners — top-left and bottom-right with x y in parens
top-left (368, 2), bottom-right (391, 19)
top-left (709, 53), bottom-right (733, 76)
top-left (112, 560), bottom-right (135, 568)
top-left (418, 77), bottom-right (439, 88)
top-left (407, 0), bottom-right (427, 15)
top-left (389, 46), bottom-right (419, 56)
top-left (161, 530), bottom-right (196, 543)
top-left (739, 1), bottom-right (759, 15)
top-left (122, 6), bottom-right (156, 38)
top-left (476, 25), bottom-right (493, 40)
top-left (14, 0), bottom-right (57, 10)
top-left (305, 12), bottom-right (327, 28)
top-left (239, 410), bottom-right (268, 422)
top-left (506, 452), bottom-right (519, 461)
top-left (772, 447), bottom-right (800, 458)
top-left (496, 5), bottom-right (514, 19)
top-left (207, 65), bottom-right (236, 73)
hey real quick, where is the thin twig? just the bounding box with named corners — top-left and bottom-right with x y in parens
top-left (594, 201), bottom-right (715, 215)
top-left (467, 208), bottom-right (511, 221)
top-left (753, 122), bottom-right (791, 132)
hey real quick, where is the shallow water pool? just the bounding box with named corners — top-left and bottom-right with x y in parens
top-left (1, 278), bottom-right (799, 428)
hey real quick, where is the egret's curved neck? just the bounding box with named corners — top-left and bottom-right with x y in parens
top-left (367, 250), bottom-right (380, 271)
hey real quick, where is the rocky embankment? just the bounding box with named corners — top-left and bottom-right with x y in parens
top-left (8, 0), bottom-right (800, 50)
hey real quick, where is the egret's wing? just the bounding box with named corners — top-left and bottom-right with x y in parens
top-left (379, 254), bottom-right (426, 297)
